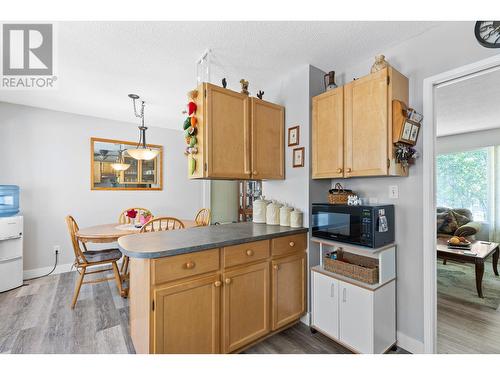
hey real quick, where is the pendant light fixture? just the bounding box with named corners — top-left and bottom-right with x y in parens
top-left (111, 147), bottom-right (131, 171)
top-left (126, 94), bottom-right (159, 161)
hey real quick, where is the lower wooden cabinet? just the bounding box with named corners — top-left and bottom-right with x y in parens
top-left (129, 233), bottom-right (307, 354)
top-left (153, 274), bottom-right (221, 354)
top-left (222, 261), bottom-right (270, 353)
top-left (272, 253), bottom-right (306, 330)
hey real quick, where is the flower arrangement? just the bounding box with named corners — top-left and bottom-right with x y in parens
top-left (126, 209), bottom-right (138, 219)
top-left (139, 210), bottom-right (153, 225)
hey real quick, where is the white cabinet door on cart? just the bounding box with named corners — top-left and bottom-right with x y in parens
top-left (339, 281), bottom-right (373, 353)
top-left (312, 271), bottom-right (339, 339)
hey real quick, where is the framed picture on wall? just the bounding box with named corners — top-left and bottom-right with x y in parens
top-left (293, 147), bottom-right (305, 168)
top-left (288, 126), bottom-right (300, 147)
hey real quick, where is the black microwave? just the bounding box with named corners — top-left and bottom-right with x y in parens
top-left (312, 204), bottom-right (395, 248)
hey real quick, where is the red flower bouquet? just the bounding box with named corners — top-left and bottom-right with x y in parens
top-left (126, 209), bottom-right (138, 219)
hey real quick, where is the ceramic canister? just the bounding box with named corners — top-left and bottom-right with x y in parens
top-left (253, 196), bottom-right (268, 223)
top-left (266, 200), bottom-right (282, 225)
top-left (290, 209), bottom-right (303, 228)
top-left (279, 204), bottom-right (293, 227)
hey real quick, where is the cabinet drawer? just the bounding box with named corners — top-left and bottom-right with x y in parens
top-left (271, 234), bottom-right (306, 257)
top-left (152, 249), bottom-right (220, 285)
top-left (223, 240), bottom-right (269, 268)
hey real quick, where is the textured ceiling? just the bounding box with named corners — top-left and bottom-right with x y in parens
top-left (436, 67), bottom-right (500, 137)
top-left (0, 21), bottom-right (439, 130)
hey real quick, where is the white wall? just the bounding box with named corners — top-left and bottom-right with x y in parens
top-left (210, 180), bottom-right (239, 223)
top-left (0, 102), bottom-right (204, 274)
top-left (332, 21), bottom-right (499, 349)
top-left (437, 127), bottom-right (500, 155)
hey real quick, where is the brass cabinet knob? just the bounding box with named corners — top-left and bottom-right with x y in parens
top-left (346, 168), bottom-right (352, 173)
top-left (225, 278), bottom-right (232, 285)
top-left (336, 168), bottom-right (343, 173)
top-left (185, 261), bottom-right (195, 269)
top-left (273, 264), bottom-right (279, 270)
top-left (246, 249), bottom-right (254, 256)
top-left (214, 281), bottom-right (222, 287)
top-left (253, 171), bottom-right (258, 175)
top-left (289, 241), bottom-right (295, 247)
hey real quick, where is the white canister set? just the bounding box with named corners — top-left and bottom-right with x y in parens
top-left (253, 196), bottom-right (303, 228)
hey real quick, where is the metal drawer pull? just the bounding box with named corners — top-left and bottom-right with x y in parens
top-left (225, 278), bottom-right (232, 285)
top-left (346, 168), bottom-right (352, 173)
top-left (289, 241), bottom-right (295, 247)
top-left (246, 249), bottom-right (254, 256)
top-left (185, 261), bottom-right (195, 269)
top-left (342, 288), bottom-right (347, 302)
top-left (330, 283), bottom-right (335, 298)
top-left (336, 168), bottom-right (342, 173)
top-left (214, 281), bottom-right (222, 287)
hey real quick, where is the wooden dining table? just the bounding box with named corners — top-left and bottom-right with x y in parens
top-left (76, 219), bottom-right (199, 243)
top-left (75, 219), bottom-right (199, 297)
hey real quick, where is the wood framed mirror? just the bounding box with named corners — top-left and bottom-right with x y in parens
top-left (90, 137), bottom-right (163, 191)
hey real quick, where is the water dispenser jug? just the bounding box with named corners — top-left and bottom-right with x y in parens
top-left (0, 185), bottom-right (20, 217)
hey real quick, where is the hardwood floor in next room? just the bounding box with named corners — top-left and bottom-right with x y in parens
top-left (0, 271), bottom-right (408, 354)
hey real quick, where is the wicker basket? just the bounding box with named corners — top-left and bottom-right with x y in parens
top-left (324, 250), bottom-right (379, 284)
top-left (328, 183), bottom-right (354, 205)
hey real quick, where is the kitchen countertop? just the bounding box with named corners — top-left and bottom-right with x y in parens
top-left (118, 222), bottom-right (309, 259)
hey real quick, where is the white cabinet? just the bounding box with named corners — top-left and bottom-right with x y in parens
top-left (339, 281), bottom-right (372, 354)
top-left (311, 267), bottom-right (396, 354)
top-left (312, 271), bottom-right (339, 339)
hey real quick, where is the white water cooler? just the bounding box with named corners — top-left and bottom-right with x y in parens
top-left (0, 215), bottom-right (23, 292)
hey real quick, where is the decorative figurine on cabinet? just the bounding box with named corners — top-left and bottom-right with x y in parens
top-left (257, 90), bottom-right (264, 99)
top-left (240, 79), bottom-right (249, 95)
top-left (370, 54), bottom-right (389, 73)
top-left (222, 78), bottom-right (227, 88)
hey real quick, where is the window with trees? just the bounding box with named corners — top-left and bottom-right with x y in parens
top-left (436, 147), bottom-right (490, 222)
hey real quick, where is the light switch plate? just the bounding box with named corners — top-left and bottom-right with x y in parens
top-left (389, 185), bottom-right (399, 199)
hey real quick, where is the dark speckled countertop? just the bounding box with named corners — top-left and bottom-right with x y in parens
top-left (118, 222), bottom-right (308, 259)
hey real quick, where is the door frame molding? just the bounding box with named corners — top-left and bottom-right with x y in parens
top-left (422, 54), bottom-right (500, 354)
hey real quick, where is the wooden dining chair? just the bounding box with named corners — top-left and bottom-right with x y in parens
top-left (194, 208), bottom-right (211, 226)
top-left (140, 217), bottom-right (185, 233)
top-left (65, 215), bottom-right (123, 309)
top-left (118, 207), bottom-right (154, 277)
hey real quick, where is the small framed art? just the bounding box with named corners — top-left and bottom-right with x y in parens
top-left (288, 126), bottom-right (300, 147)
top-left (293, 147), bottom-right (305, 168)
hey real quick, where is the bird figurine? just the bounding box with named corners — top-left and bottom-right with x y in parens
top-left (257, 90), bottom-right (264, 100)
top-left (222, 78), bottom-right (227, 88)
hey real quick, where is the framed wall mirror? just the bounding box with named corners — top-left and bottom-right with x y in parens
top-left (91, 137), bottom-right (163, 190)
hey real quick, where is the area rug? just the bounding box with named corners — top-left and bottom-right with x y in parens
top-left (437, 260), bottom-right (500, 310)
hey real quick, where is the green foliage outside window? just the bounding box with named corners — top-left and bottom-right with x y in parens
top-left (436, 148), bottom-right (489, 221)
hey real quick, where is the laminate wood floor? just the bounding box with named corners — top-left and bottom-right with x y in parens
top-left (0, 271), bottom-right (407, 354)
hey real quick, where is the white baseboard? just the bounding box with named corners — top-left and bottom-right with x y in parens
top-left (23, 262), bottom-right (74, 280)
top-left (300, 312), bottom-right (311, 326)
top-left (397, 331), bottom-right (424, 354)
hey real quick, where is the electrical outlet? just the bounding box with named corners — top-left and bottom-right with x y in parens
top-left (389, 185), bottom-right (399, 199)
top-left (53, 245), bottom-right (60, 254)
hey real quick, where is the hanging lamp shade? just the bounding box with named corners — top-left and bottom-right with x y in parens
top-left (111, 149), bottom-right (131, 171)
top-left (127, 93), bottom-right (160, 161)
top-left (126, 147), bottom-right (159, 161)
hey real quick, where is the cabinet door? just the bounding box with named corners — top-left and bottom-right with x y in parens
top-left (312, 271), bottom-right (339, 339)
top-left (271, 253), bottom-right (306, 330)
top-left (153, 274), bottom-right (220, 354)
top-left (312, 87), bottom-right (344, 179)
top-left (251, 98), bottom-right (285, 180)
top-left (222, 262), bottom-right (270, 353)
top-left (344, 69), bottom-right (388, 177)
top-left (339, 281), bottom-right (373, 353)
top-left (206, 84), bottom-right (251, 179)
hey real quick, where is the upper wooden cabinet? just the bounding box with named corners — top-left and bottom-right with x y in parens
top-left (189, 83), bottom-right (284, 180)
top-left (312, 86), bottom-right (344, 179)
top-left (251, 98), bottom-right (285, 179)
top-left (312, 67), bottom-right (409, 179)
